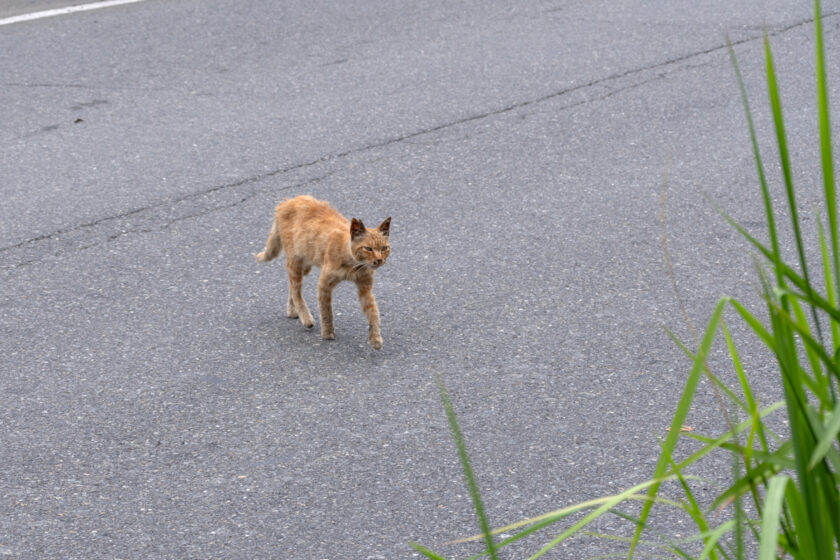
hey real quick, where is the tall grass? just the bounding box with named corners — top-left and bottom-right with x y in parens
top-left (413, 1), bottom-right (840, 557)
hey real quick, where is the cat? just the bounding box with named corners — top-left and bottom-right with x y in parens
top-left (256, 195), bottom-right (391, 349)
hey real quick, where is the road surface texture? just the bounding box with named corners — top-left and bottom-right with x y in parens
top-left (1, 0), bottom-right (837, 558)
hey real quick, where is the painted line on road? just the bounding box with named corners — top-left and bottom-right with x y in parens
top-left (0, 0), bottom-right (150, 27)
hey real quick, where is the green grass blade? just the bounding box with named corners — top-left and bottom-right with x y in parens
top-left (691, 440), bottom-right (795, 471)
top-left (764, 31), bottom-right (824, 341)
top-left (464, 512), bottom-right (571, 559)
top-left (709, 458), bottom-right (785, 511)
top-left (714, 201), bottom-right (840, 331)
top-left (607, 510), bottom-right (695, 560)
top-left (785, 473), bottom-right (828, 560)
top-left (758, 475), bottom-right (791, 560)
top-left (818, 215), bottom-right (840, 360)
top-left (629, 298), bottom-right (728, 558)
top-left (789, 295), bottom-right (831, 402)
top-left (697, 521), bottom-right (736, 560)
top-left (732, 458), bottom-right (746, 560)
top-left (530, 476), bottom-right (681, 559)
top-left (664, 452), bottom-right (719, 560)
top-left (727, 37), bottom-right (784, 287)
top-left (436, 376), bottom-right (499, 560)
top-left (715, 202), bottom-right (840, 330)
top-left (721, 321), bottom-right (759, 418)
top-left (767, 308), bottom-right (833, 559)
top-left (728, 298), bottom-right (775, 349)
top-left (465, 498), bottom-right (683, 560)
top-left (722, 320), bottom-right (772, 458)
top-left (770, 300), bottom-right (838, 389)
top-left (452, 492), bottom-right (684, 546)
top-left (802, 406), bottom-right (840, 473)
top-left (666, 329), bottom-right (747, 412)
top-left (814, 0), bottom-right (839, 302)
top-left (589, 554), bottom-right (674, 560)
top-left (808, 399), bottom-right (840, 470)
top-left (409, 542), bottom-right (450, 560)
top-left (671, 401), bottom-right (786, 474)
top-left (578, 528), bottom-right (692, 558)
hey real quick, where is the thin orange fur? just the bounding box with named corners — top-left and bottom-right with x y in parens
top-left (256, 195), bottom-right (391, 349)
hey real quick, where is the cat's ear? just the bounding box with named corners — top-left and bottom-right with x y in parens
top-left (378, 217), bottom-right (391, 236)
top-left (350, 218), bottom-right (367, 239)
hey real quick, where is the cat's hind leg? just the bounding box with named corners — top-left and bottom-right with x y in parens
top-left (286, 259), bottom-right (314, 328)
top-left (286, 265), bottom-right (312, 318)
top-left (318, 273), bottom-right (340, 340)
top-left (286, 292), bottom-right (298, 318)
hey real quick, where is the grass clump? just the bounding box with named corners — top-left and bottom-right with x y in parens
top-left (413, 1), bottom-right (840, 558)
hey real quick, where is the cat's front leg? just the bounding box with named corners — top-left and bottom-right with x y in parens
top-left (318, 274), bottom-right (339, 340)
top-left (357, 281), bottom-right (382, 349)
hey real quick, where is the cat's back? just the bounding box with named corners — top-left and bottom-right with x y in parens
top-left (275, 195), bottom-right (349, 244)
top-left (277, 195), bottom-right (344, 224)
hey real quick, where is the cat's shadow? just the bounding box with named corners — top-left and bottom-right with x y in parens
top-left (252, 312), bottom-right (394, 364)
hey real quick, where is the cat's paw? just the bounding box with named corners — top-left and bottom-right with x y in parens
top-left (300, 316), bottom-right (315, 329)
top-left (321, 330), bottom-right (335, 340)
top-left (369, 335), bottom-right (383, 350)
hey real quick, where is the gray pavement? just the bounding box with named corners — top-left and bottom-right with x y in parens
top-left (0, 0), bottom-right (835, 558)
top-left (0, 1), bottom-right (92, 20)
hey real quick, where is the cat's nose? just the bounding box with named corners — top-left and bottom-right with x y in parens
top-left (372, 259), bottom-right (382, 267)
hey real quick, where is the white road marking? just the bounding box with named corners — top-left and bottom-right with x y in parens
top-left (0, 0), bottom-right (150, 27)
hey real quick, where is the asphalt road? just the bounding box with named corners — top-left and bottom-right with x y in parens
top-left (0, 1), bottom-right (92, 19)
top-left (1, 1), bottom-right (836, 558)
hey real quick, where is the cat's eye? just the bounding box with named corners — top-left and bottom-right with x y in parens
top-left (364, 247), bottom-right (373, 251)
top-left (382, 246), bottom-right (389, 251)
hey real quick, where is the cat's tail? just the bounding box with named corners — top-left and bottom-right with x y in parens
top-left (256, 220), bottom-right (283, 262)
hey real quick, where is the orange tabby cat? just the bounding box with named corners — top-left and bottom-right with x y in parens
top-left (256, 195), bottom-right (391, 349)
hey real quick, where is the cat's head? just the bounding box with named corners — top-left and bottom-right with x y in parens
top-left (350, 217), bottom-right (391, 270)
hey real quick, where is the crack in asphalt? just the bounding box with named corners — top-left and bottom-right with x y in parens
top-left (2, 170), bottom-right (335, 270)
top-left (2, 163), bottom-right (324, 253)
top-left (104, 170), bottom-right (338, 244)
top-left (2, 11), bottom-right (836, 269)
